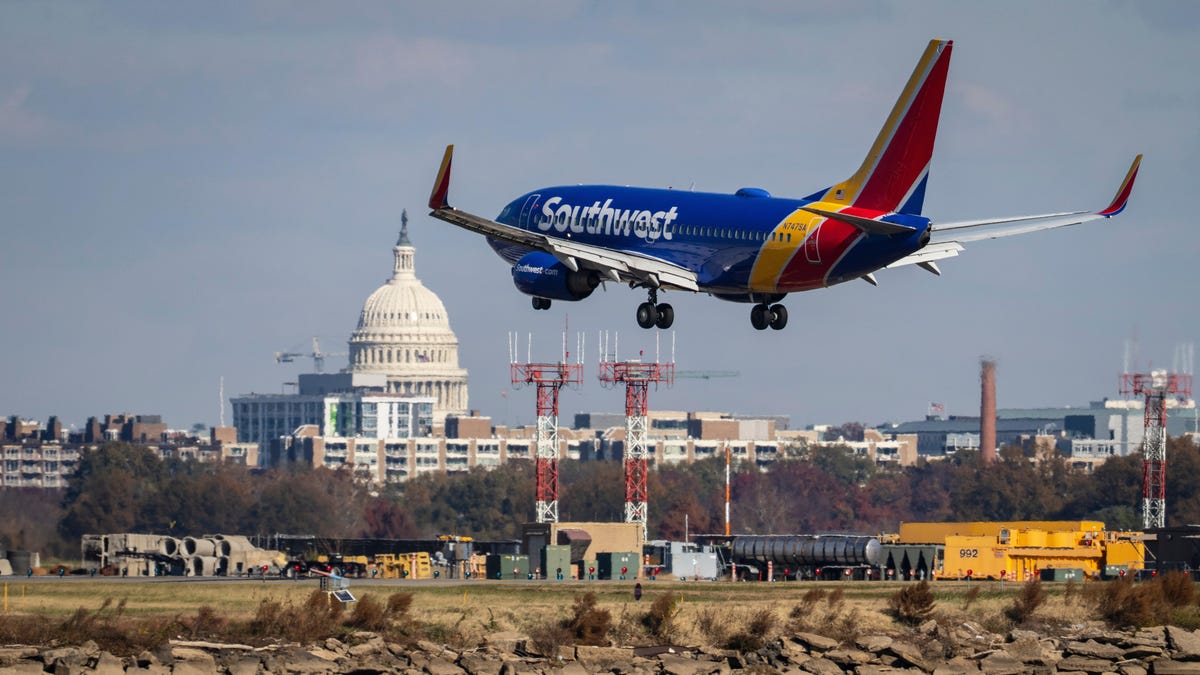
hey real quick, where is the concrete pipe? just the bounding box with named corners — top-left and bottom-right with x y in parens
top-left (190, 556), bottom-right (220, 577)
top-left (216, 536), bottom-right (254, 557)
top-left (183, 537), bottom-right (217, 557)
top-left (7, 550), bottom-right (38, 573)
top-left (159, 537), bottom-right (180, 556)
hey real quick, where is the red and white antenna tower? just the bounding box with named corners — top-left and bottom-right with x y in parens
top-left (510, 332), bottom-right (584, 524)
top-left (598, 331), bottom-right (674, 540)
top-left (1119, 344), bottom-right (1193, 529)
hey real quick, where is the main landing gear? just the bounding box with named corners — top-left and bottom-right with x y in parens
top-left (750, 303), bottom-right (788, 331)
top-left (636, 288), bottom-right (674, 330)
top-left (532, 297), bottom-right (551, 310)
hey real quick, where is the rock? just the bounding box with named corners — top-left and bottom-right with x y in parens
top-left (126, 666), bottom-right (170, 675)
top-left (780, 640), bottom-right (810, 664)
top-left (887, 642), bottom-right (932, 672)
top-left (324, 638), bottom-right (346, 653)
top-left (171, 660), bottom-right (218, 675)
top-left (1133, 628), bottom-right (1168, 647)
top-left (800, 657), bottom-right (846, 675)
top-left (825, 648), bottom-right (874, 666)
top-left (1126, 645), bottom-right (1166, 659)
top-left (426, 656), bottom-right (468, 675)
top-left (933, 656), bottom-right (982, 674)
top-left (418, 639), bottom-right (447, 654)
top-left (42, 646), bottom-right (87, 667)
top-left (659, 653), bottom-right (712, 675)
top-left (4, 663), bottom-right (48, 675)
top-left (136, 650), bottom-right (159, 668)
top-left (1155, 660), bottom-right (1200, 675)
top-left (795, 633), bottom-right (841, 652)
top-left (1167, 627), bottom-right (1200, 659)
top-left (307, 647), bottom-right (342, 661)
top-left (575, 645), bottom-right (635, 670)
top-left (1055, 654), bottom-right (1116, 672)
top-left (458, 652), bottom-right (502, 675)
top-left (1002, 639), bottom-right (1061, 666)
top-left (92, 652), bottom-right (126, 675)
top-left (1066, 639), bottom-right (1126, 659)
top-left (0, 647), bottom-right (39, 666)
top-left (169, 639), bottom-right (253, 651)
top-left (857, 636), bottom-right (894, 653)
top-left (978, 651), bottom-right (1025, 675)
top-left (269, 649), bottom-right (341, 674)
top-left (1007, 630), bottom-right (1040, 643)
top-left (223, 656), bottom-right (262, 675)
top-left (919, 620), bottom-right (939, 635)
top-left (557, 662), bottom-right (591, 675)
top-left (857, 667), bottom-right (923, 675)
top-left (484, 632), bottom-right (528, 654)
top-left (349, 641), bottom-right (384, 657)
top-left (1120, 665), bottom-right (1149, 675)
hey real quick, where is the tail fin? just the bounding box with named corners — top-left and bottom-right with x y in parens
top-left (808, 39), bottom-right (953, 215)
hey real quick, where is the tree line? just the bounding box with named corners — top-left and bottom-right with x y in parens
top-left (6, 435), bottom-right (1197, 558)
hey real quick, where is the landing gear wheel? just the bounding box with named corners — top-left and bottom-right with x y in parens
top-left (636, 302), bottom-right (658, 329)
top-left (532, 297), bottom-right (551, 311)
top-left (769, 304), bottom-right (788, 330)
top-left (750, 304), bottom-right (770, 330)
top-left (655, 303), bottom-right (674, 329)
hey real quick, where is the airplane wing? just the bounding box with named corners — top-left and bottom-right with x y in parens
top-left (888, 154), bottom-right (1141, 271)
top-left (427, 145), bottom-right (699, 292)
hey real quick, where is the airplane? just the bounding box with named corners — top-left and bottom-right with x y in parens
top-left (427, 38), bottom-right (1141, 331)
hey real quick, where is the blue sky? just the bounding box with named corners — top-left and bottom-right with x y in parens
top-left (2, 2), bottom-right (1197, 431)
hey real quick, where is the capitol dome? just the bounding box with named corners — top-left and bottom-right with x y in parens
top-left (348, 211), bottom-right (468, 423)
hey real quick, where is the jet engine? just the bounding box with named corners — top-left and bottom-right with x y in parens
top-left (511, 251), bottom-right (600, 301)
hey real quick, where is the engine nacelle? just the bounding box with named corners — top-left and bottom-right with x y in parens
top-left (511, 251), bottom-right (600, 301)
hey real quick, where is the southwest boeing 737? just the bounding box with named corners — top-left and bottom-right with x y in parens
top-left (427, 39), bottom-right (1141, 331)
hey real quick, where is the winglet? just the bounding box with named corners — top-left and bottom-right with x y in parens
top-left (1097, 154), bottom-right (1142, 217)
top-left (428, 144), bottom-right (454, 210)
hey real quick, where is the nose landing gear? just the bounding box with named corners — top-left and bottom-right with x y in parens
top-left (635, 288), bottom-right (674, 329)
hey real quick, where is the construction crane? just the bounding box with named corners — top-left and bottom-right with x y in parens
top-left (275, 337), bottom-right (346, 374)
top-left (675, 370), bottom-right (740, 380)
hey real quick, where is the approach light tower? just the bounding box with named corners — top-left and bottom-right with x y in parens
top-left (598, 333), bottom-right (674, 539)
top-left (1120, 369), bottom-right (1193, 529)
top-left (510, 333), bottom-right (583, 524)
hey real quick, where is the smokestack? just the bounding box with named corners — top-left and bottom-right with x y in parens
top-left (980, 358), bottom-right (997, 463)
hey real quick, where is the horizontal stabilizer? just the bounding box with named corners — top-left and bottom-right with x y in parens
top-left (798, 206), bottom-right (916, 236)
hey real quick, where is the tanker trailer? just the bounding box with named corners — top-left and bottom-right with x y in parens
top-left (731, 534), bottom-right (881, 580)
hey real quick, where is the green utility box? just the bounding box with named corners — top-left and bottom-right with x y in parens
top-left (578, 559), bottom-right (598, 580)
top-left (1040, 568), bottom-right (1085, 582)
top-left (486, 554), bottom-right (530, 580)
top-left (1104, 565), bottom-right (1131, 579)
top-left (542, 545), bottom-right (572, 580)
top-left (597, 551), bottom-right (640, 580)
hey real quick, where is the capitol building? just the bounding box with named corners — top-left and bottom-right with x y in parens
top-left (348, 213), bottom-right (468, 421)
top-left (231, 212), bottom-right (469, 466)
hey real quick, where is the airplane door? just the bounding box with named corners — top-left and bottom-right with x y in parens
top-left (518, 194), bottom-right (542, 229)
top-left (805, 224), bottom-right (822, 263)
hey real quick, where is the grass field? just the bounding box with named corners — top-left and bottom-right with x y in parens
top-left (0, 577), bottom-right (1097, 647)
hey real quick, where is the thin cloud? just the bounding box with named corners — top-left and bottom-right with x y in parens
top-left (0, 85), bottom-right (56, 144)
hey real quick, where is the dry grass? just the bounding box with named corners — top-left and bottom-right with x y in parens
top-left (3, 578), bottom-right (1190, 654)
